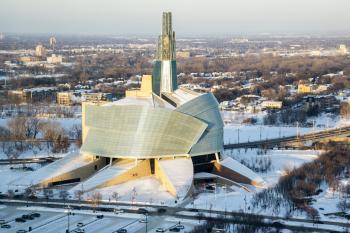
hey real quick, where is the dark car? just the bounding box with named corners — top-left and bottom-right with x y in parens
top-left (22, 215), bottom-right (34, 220)
top-left (96, 214), bottom-right (104, 219)
top-left (15, 218), bottom-right (26, 223)
top-left (13, 194), bottom-right (24, 199)
top-left (271, 221), bottom-right (285, 228)
top-left (314, 220), bottom-right (324, 224)
top-left (30, 213), bottom-right (41, 218)
top-left (205, 185), bottom-right (215, 191)
top-left (16, 230), bottom-right (27, 233)
top-left (1, 224), bottom-right (11, 229)
top-left (28, 195), bottom-right (37, 200)
top-left (157, 208), bottom-right (166, 214)
top-left (169, 227), bottom-right (180, 232)
top-left (137, 208), bottom-right (149, 215)
top-left (177, 224), bottom-right (184, 229)
top-left (116, 229), bottom-right (127, 233)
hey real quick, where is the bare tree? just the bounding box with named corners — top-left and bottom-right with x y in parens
top-left (74, 190), bottom-right (84, 203)
top-left (70, 124), bottom-right (82, 148)
top-left (89, 191), bottom-right (102, 209)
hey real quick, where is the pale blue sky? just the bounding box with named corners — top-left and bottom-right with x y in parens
top-left (1, 0), bottom-right (350, 35)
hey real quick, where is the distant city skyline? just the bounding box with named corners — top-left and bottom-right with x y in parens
top-left (1, 0), bottom-right (350, 36)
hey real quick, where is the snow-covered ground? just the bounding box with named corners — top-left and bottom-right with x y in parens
top-left (224, 125), bottom-right (313, 144)
top-left (225, 148), bottom-right (321, 187)
top-left (224, 112), bottom-right (350, 144)
top-left (190, 149), bottom-right (321, 213)
top-left (89, 176), bottom-right (176, 205)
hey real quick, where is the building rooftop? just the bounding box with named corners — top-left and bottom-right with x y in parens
top-left (161, 88), bottom-right (202, 107)
top-left (103, 94), bottom-right (175, 109)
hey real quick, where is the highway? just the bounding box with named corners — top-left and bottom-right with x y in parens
top-left (224, 125), bottom-right (350, 149)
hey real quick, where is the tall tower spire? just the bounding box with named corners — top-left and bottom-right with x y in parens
top-left (153, 12), bottom-right (177, 96)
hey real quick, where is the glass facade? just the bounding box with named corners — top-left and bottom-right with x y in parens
top-left (81, 105), bottom-right (207, 158)
top-left (176, 93), bottom-right (224, 156)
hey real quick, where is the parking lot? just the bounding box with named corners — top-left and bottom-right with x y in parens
top-left (0, 205), bottom-right (194, 233)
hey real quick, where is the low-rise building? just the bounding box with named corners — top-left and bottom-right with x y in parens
top-left (57, 92), bottom-right (72, 105)
top-left (297, 83), bottom-right (312, 94)
top-left (19, 56), bottom-right (39, 63)
top-left (8, 87), bottom-right (58, 102)
top-left (47, 54), bottom-right (63, 64)
top-left (176, 51), bottom-right (191, 58)
top-left (35, 44), bottom-right (46, 58)
top-left (125, 75), bottom-right (152, 97)
top-left (261, 101), bottom-right (283, 109)
top-left (339, 44), bottom-right (348, 54)
top-left (82, 92), bottom-right (112, 103)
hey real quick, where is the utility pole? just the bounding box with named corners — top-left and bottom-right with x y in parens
top-left (145, 213), bottom-right (148, 233)
top-left (296, 121), bottom-right (299, 138)
top-left (237, 128), bottom-right (240, 144)
top-left (65, 205), bottom-right (71, 233)
top-left (259, 126), bottom-right (262, 141)
top-left (279, 126), bottom-right (281, 138)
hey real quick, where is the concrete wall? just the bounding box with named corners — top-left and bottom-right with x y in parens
top-left (94, 160), bottom-right (151, 190)
top-left (39, 157), bottom-right (106, 188)
top-left (212, 161), bottom-right (260, 186)
top-left (154, 159), bottom-right (177, 196)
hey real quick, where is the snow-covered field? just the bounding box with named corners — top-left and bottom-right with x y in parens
top-left (223, 111), bottom-right (350, 144)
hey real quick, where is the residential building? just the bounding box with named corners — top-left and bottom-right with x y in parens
top-left (47, 54), bottom-right (63, 64)
top-left (57, 92), bottom-right (72, 105)
top-left (35, 44), bottom-right (47, 57)
top-left (261, 101), bottom-right (283, 109)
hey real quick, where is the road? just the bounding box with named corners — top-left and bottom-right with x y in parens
top-left (0, 156), bottom-right (62, 165)
top-left (224, 125), bottom-right (350, 149)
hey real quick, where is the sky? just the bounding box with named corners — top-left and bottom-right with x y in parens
top-left (1, 0), bottom-right (350, 36)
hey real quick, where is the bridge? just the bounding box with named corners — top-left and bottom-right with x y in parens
top-left (224, 126), bottom-right (350, 149)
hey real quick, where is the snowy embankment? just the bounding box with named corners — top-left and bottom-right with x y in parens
top-left (190, 148), bottom-right (321, 214)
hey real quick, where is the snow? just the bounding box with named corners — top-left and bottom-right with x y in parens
top-left (222, 111), bottom-right (350, 144)
top-left (157, 158), bottom-right (193, 199)
top-left (90, 176), bottom-right (176, 205)
top-left (188, 185), bottom-right (254, 212)
top-left (70, 159), bottom-right (136, 193)
top-left (224, 125), bottom-right (314, 144)
top-left (220, 157), bottom-right (265, 186)
top-left (163, 88), bottom-right (201, 106)
top-left (225, 148), bottom-right (320, 187)
top-left (0, 117), bottom-right (81, 132)
top-left (104, 95), bottom-right (174, 109)
top-left (190, 148), bottom-right (322, 215)
top-left (8, 151), bottom-right (88, 189)
top-left (0, 165), bottom-right (33, 193)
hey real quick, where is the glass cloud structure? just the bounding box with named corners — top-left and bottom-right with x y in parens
top-left (9, 12), bottom-right (264, 203)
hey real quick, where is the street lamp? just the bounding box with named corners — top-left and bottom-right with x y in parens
top-left (145, 213), bottom-right (148, 233)
top-left (65, 205), bottom-right (71, 233)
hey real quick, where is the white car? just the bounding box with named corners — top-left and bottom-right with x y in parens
top-left (77, 222), bottom-right (84, 227)
top-left (114, 208), bottom-right (124, 214)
